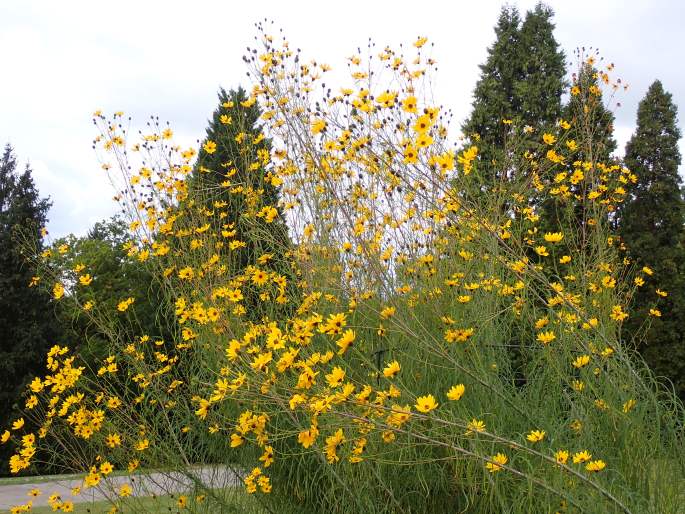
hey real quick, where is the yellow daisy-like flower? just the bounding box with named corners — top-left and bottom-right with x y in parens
top-left (537, 330), bottom-right (556, 345)
top-left (443, 383), bottom-right (464, 401)
top-left (543, 232), bottom-right (563, 243)
top-left (117, 297), bottom-right (134, 312)
top-left (585, 460), bottom-right (606, 472)
top-left (414, 394), bottom-right (438, 413)
top-left (526, 430), bottom-right (546, 443)
top-left (554, 449), bottom-right (569, 465)
top-left (53, 282), bottom-right (65, 299)
top-left (383, 360), bottom-right (401, 379)
top-left (485, 452), bottom-right (508, 473)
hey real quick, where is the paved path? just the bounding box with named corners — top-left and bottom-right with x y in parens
top-left (0, 466), bottom-right (240, 511)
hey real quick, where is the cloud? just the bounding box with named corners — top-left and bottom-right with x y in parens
top-left (1, 0), bottom-right (683, 237)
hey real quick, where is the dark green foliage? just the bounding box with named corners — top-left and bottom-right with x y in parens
top-left (0, 144), bottom-right (61, 473)
top-left (618, 80), bottom-right (685, 399)
top-left (191, 87), bottom-right (294, 319)
top-left (462, 3), bottom-right (565, 180)
top-left (516, 3), bottom-right (566, 130)
top-left (52, 216), bottom-right (173, 365)
top-left (563, 61), bottom-right (617, 165)
top-left (540, 62), bottom-right (618, 240)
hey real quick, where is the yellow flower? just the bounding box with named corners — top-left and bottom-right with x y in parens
top-left (325, 366), bottom-right (346, 388)
top-left (336, 330), bottom-right (355, 355)
top-left (415, 394), bottom-right (438, 413)
top-left (119, 484), bottom-right (132, 497)
top-left (446, 384), bottom-right (465, 401)
top-left (465, 419), bottom-right (486, 435)
top-left (534, 246), bottom-right (549, 257)
top-left (100, 461), bottom-right (113, 475)
top-left (178, 267), bottom-right (194, 280)
top-left (311, 119), bottom-right (327, 134)
top-left (413, 36), bottom-right (428, 48)
top-left (572, 355), bottom-right (591, 369)
top-left (78, 274), bottom-right (93, 286)
top-left (403, 145), bottom-right (418, 164)
top-left (401, 96), bottom-right (417, 113)
top-left (573, 450), bottom-right (592, 464)
top-left (622, 399), bottom-right (637, 413)
top-left (526, 430), bottom-right (546, 443)
top-left (585, 460), bottom-right (606, 472)
top-left (542, 133), bottom-right (557, 145)
top-left (12, 418), bottom-right (24, 431)
top-left (53, 282), bottom-right (65, 299)
top-left (298, 426), bottom-right (319, 448)
top-left (554, 449), bottom-right (569, 465)
top-left (444, 328), bottom-right (474, 343)
top-left (543, 232), bottom-right (563, 243)
top-left (537, 331), bottom-right (555, 345)
top-left (380, 306), bottom-right (396, 319)
top-left (610, 305), bottom-right (628, 321)
top-left (413, 114), bottom-right (431, 133)
top-left (230, 433), bottom-right (245, 448)
top-left (106, 433), bottom-right (121, 448)
top-left (383, 360), bottom-right (401, 379)
top-left (252, 269), bottom-right (269, 286)
top-left (117, 297), bottom-right (135, 312)
top-left (203, 141), bottom-right (217, 154)
top-left (485, 453), bottom-right (508, 473)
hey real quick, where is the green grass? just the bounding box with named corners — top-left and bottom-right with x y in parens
top-left (7, 489), bottom-right (264, 514)
top-left (27, 494), bottom-right (177, 513)
top-left (0, 465), bottom-right (216, 486)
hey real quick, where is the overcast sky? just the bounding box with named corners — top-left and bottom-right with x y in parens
top-left (1, 0), bottom-right (683, 238)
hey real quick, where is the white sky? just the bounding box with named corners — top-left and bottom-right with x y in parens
top-left (1, 0), bottom-right (683, 238)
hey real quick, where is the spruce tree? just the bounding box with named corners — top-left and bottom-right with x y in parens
top-left (618, 80), bottom-right (685, 399)
top-left (462, 3), bottom-right (565, 181)
top-left (0, 144), bottom-right (61, 471)
top-left (191, 88), bottom-right (293, 318)
top-left (563, 61), bottom-right (617, 165)
top-left (516, 3), bottom-right (566, 131)
top-left (462, 5), bottom-right (522, 178)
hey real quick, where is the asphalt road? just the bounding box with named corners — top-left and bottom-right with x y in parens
top-left (0, 466), bottom-right (239, 511)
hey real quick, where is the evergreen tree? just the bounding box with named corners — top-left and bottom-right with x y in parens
top-left (618, 80), bottom-right (685, 399)
top-left (0, 144), bottom-right (61, 472)
top-left (191, 88), bottom-right (293, 318)
top-left (462, 5), bottom-right (522, 178)
top-left (516, 3), bottom-right (566, 131)
top-left (462, 3), bottom-right (565, 181)
top-left (539, 62), bottom-right (617, 239)
top-left (563, 61), bottom-right (617, 165)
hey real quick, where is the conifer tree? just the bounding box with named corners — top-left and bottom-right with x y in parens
top-left (462, 6), bottom-right (522, 178)
top-left (0, 144), bottom-right (61, 471)
top-left (516, 3), bottom-right (566, 131)
top-left (462, 3), bottom-right (565, 181)
top-left (618, 80), bottom-right (685, 399)
top-left (191, 88), bottom-right (293, 317)
top-left (563, 61), bottom-right (617, 165)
